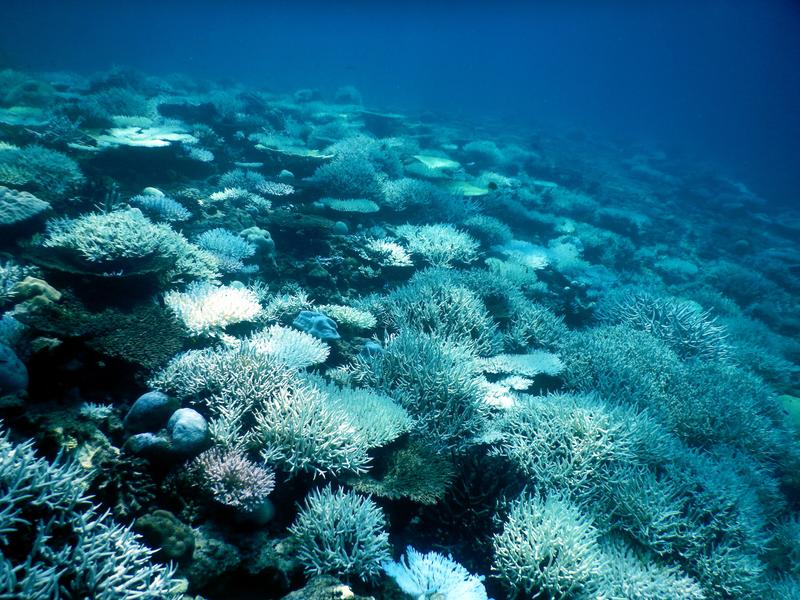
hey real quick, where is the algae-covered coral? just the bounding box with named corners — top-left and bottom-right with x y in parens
top-left (0, 65), bottom-right (798, 600)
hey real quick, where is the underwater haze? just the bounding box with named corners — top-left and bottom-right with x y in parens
top-left (1, 1), bottom-right (800, 599)
top-left (3, 0), bottom-right (800, 206)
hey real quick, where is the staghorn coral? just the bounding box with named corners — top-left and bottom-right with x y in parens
top-left (370, 269), bottom-right (503, 356)
top-left (597, 289), bottom-right (729, 360)
top-left (493, 493), bottom-right (603, 598)
top-left (0, 428), bottom-right (181, 598)
top-left (347, 329), bottom-right (487, 452)
top-left (395, 223), bottom-right (480, 268)
top-left (152, 343), bottom-right (370, 477)
top-left (289, 486), bottom-right (390, 582)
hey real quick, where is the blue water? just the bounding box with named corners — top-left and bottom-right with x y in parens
top-left (3, 0), bottom-right (799, 207)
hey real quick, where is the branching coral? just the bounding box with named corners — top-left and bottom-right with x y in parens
top-left (190, 447), bottom-right (275, 511)
top-left (597, 289), bottom-right (729, 361)
top-left (346, 329), bottom-right (487, 451)
top-left (130, 193), bottom-right (191, 222)
top-left (395, 223), bottom-right (479, 268)
top-left (289, 486), bottom-right (391, 582)
top-left (371, 269), bottom-right (503, 356)
top-left (0, 144), bottom-right (84, 198)
top-left (0, 429), bottom-right (181, 598)
top-left (493, 493), bottom-right (603, 598)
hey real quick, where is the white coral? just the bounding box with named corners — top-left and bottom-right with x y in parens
top-left (165, 281), bottom-right (261, 336)
top-left (244, 324), bottom-right (330, 369)
top-left (383, 546), bottom-right (490, 600)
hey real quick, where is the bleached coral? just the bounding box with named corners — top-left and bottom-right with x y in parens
top-left (316, 304), bottom-right (377, 330)
top-left (493, 493), bottom-right (602, 598)
top-left (313, 379), bottom-right (413, 448)
top-left (165, 281), bottom-right (261, 336)
top-left (129, 193), bottom-right (191, 222)
top-left (396, 223), bottom-right (479, 268)
top-left (207, 187), bottom-right (272, 211)
top-left (244, 323), bottom-right (330, 369)
top-left (42, 208), bottom-right (219, 281)
top-left (0, 428), bottom-right (181, 598)
top-left (290, 486), bottom-right (391, 581)
top-left (478, 351), bottom-right (565, 378)
top-left (359, 238), bottom-right (414, 267)
top-left (191, 447), bottom-right (275, 511)
top-left (256, 381), bottom-right (372, 477)
top-left (383, 546), bottom-right (490, 600)
top-left (195, 227), bottom-right (257, 273)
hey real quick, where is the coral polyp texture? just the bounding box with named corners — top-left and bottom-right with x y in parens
top-left (0, 61), bottom-right (797, 600)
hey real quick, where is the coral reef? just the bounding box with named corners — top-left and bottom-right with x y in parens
top-left (0, 65), bottom-right (796, 600)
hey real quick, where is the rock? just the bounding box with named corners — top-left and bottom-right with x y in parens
top-left (0, 343), bottom-right (27, 394)
top-left (358, 340), bottom-right (383, 359)
top-left (125, 432), bottom-right (171, 456)
top-left (185, 525), bottom-right (242, 590)
top-left (780, 394), bottom-right (800, 435)
top-left (166, 408), bottom-right (209, 455)
top-left (233, 498), bottom-right (275, 526)
top-left (124, 391), bottom-right (179, 434)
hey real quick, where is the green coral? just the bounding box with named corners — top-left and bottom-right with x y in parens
top-left (345, 440), bottom-right (455, 505)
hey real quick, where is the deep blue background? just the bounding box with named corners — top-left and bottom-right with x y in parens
top-left (2, 0), bottom-right (799, 206)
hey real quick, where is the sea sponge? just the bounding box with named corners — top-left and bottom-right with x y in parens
top-left (0, 185), bottom-right (50, 226)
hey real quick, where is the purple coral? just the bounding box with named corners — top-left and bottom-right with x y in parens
top-left (192, 447), bottom-right (276, 511)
